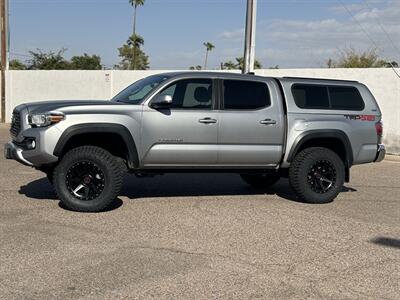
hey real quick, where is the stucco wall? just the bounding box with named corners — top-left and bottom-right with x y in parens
top-left (4, 69), bottom-right (400, 154)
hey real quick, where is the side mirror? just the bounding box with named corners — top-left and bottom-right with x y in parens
top-left (150, 94), bottom-right (172, 109)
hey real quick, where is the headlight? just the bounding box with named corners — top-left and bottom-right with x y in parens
top-left (28, 112), bottom-right (65, 127)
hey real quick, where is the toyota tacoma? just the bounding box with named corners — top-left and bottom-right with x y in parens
top-left (5, 72), bottom-right (386, 211)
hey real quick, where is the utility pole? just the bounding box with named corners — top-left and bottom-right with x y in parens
top-left (132, 3), bottom-right (137, 70)
top-left (1, 0), bottom-right (9, 123)
top-left (242, 0), bottom-right (257, 74)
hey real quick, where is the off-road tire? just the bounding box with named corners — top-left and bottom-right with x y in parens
top-left (289, 147), bottom-right (345, 204)
top-left (240, 173), bottom-right (280, 188)
top-left (53, 146), bottom-right (124, 212)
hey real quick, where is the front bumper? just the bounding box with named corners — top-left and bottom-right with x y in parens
top-left (4, 142), bottom-right (34, 166)
top-left (374, 144), bottom-right (386, 162)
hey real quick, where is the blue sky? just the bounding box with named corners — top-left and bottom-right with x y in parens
top-left (9, 0), bottom-right (399, 69)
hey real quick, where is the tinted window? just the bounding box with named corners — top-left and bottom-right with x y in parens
top-left (159, 79), bottom-right (212, 109)
top-left (292, 85), bottom-right (330, 109)
top-left (112, 75), bottom-right (170, 104)
top-left (223, 80), bottom-right (270, 110)
top-left (329, 86), bottom-right (364, 110)
top-left (292, 84), bottom-right (365, 111)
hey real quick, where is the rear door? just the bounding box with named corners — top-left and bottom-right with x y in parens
top-left (217, 78), bottom-right (285, 166)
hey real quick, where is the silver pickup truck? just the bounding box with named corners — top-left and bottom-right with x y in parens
top-left (5, 72), bottom-right (385, 212)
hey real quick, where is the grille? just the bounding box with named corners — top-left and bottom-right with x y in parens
top-left (10, 110), bottom-right (21, 138)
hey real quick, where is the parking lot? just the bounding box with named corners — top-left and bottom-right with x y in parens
top-left (0, 124), bottom-right (399, 299)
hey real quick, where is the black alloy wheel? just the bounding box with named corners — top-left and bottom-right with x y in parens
top-left (66, 161), bottom-right (106, 201)
top-left (307, 160), bottom-right (336, 194)
top-left (289, 147), bottom-right (345, 204)
top-left (53, 146), bottom-right (124, 212)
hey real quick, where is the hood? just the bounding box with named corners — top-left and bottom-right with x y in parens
top-left (24, 100), bottom-right (124, 114)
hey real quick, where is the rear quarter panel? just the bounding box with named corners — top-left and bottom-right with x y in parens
top-left (279, 79), bottom-right (381, 167)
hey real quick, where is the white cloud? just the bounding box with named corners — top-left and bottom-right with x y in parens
top-left (220, 28), bottom-right (244, 40)
top-left (217, 0), bottom-right (400, 68)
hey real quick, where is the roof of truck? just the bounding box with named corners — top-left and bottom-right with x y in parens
top-left (281, 76), bottom-right (359, 83)
top-left (159, 71), bottom-right (264, 79)
top-left (155, 72), bottom-right (360, 83)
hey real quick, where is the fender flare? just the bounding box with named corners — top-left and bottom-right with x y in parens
top-left (287, 129), bottom-right (354, 167)
top-left (53, 123), bottom-right (139, 168)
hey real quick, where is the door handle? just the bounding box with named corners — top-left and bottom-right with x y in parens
top-left (199, 118), bottom-right (217, 124)
top-left (260, 119), bottom-right (277, 125)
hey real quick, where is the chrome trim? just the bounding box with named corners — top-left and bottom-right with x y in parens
top-left (15, 148), bottom-right (34, 166)
top-left (4, 142), bottom-right (34, 166)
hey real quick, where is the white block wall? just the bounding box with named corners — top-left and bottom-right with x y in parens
top-left (4, 69), bottom-right (400, 154)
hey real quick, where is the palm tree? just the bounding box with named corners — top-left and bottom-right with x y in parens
top-left (129, 0), bottom-right (145, 69)
top-left (235, 57), bottom-right (262, 70)
top-left (126, 34), bottom-right (146, 69)
top-left (221, 57), bottom-right (262, 70)
top-left (203, 42), bottom-right (215, 70)
top-left (222, 60), bottom-right (236, 70)
top-left (118, 34), bottom-right (149, 70)
top-left (127, 33), bottom-right (144, 49)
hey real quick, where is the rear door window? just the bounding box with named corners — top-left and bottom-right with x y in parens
top-left (223, 80), bottom-right (271, 110)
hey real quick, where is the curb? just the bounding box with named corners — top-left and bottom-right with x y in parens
top-left (385, 154), bottom-right (400, 162)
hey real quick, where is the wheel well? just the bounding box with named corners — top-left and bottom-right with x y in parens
top-left (294, 138), bottom-right (348, 165)
top-left (54, 124), bottom-right (139, 169)
top-left (59, 132), bottom-right (129, 164)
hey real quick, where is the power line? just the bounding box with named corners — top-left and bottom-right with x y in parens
top-left (361, 0), bottom-right (400, 55)
top-left (359, 0), bottom-right (400, 77)
top-left (336, 0), bottom-right (400, 79)
top-left (337, 0), bottom-right (381, 51)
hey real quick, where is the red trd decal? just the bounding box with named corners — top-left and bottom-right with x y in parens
top-left (344, 115), bottom-right (376, 121)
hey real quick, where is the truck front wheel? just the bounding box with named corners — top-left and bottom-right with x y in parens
top-left (53, 146), bottom-right (124, 212)
top-left (289, 147), bottom-right (345, 204)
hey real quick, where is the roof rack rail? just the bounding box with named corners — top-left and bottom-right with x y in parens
top-left (282, 76), bottom-right (359, 83)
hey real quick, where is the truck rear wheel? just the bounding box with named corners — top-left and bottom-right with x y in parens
top-left (289, 147), bottom-right (345, 204)
top-left (240, 173), bottom-right (280, 188)
top-left (53, 146), bottom-right (124, 212)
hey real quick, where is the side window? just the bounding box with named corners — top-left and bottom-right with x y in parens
top-left (158, 79), bottom-right (212, 109)
top-left (292, 84), bottom-right (365, 111)
top-left (292, 85), bottom-right (330, 109)
top-left (329, 86), bottom-right (364, 110)
top-left (223, 80), bottom-right (271, 110)
top-left (159, 84), bottom-right (176, 98)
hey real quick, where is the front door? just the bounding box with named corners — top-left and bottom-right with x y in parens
top-left (217, 78), bottom-right (285, 167)
top-left (141, 78), bottom-right (218, 167)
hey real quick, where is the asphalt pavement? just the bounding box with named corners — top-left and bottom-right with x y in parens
top-left (0, 125), bottom-right (399, 299)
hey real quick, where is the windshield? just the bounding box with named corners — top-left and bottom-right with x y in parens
top-left (112, 75), bottom-right (171, 104)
